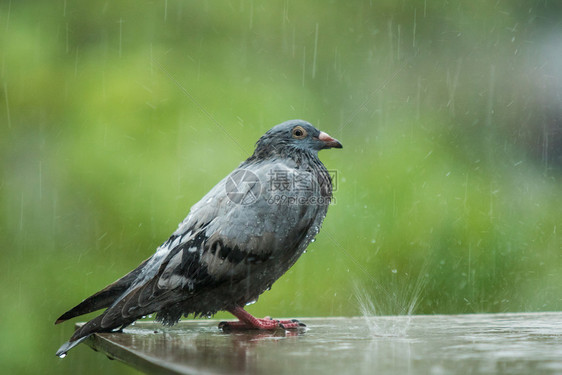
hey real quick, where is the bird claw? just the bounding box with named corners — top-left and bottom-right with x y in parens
top-left (219, 317), bottom-right (305, 331)
top-left (279, 319), bottom-right (306, 329)
top-left (221, 307), bottom-right (306, 332)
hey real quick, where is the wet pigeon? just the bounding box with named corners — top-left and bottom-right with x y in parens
top-left (55, 119), bottom-right (342, 357)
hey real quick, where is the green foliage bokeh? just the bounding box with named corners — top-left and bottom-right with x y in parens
top-left (1, 1), bottom-right (562, 374)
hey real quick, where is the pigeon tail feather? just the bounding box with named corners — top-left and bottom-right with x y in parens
top-left (55, 335), bottom-right (90, 358)
top-left (55, 257), bottom-right (151, 324)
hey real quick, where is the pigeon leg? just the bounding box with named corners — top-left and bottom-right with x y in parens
top-left (219, 306), bottom-right (305, 330)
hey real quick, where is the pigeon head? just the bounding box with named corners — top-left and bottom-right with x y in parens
top-left (253, 120), bottom-right (342, 159)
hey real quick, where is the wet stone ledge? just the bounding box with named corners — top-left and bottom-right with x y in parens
top-left (79, 312), bottom-right (562, 375)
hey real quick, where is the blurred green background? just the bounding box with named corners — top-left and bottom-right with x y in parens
top-left (2, 0), bottom-right (562, 373)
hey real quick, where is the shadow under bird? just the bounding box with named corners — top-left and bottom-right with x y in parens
top-left (55, 119), bottom-right (342, 357)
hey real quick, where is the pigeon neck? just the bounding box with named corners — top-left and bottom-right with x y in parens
top-left (246, 145), bottom-right (319, 167)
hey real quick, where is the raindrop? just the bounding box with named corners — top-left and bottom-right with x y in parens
top-left (312, 23), bottom-right (319, 79)
top-left (118, 18), bottom-right (124, 58)
top-left (302, 46), bottom-right (306, 86)
top-left (3, 83), bottom-right (11, 129)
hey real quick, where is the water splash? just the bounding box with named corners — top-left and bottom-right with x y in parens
top-left (353, 263), bottom-right (429, 337)
top-left (354, 283), bottom-right (410, 337)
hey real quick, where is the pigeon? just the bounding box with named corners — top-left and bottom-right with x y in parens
top-left (55, 119), bottom-right (342, 357)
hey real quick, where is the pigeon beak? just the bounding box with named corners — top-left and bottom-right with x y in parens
top-left (318, 131), bottom-right (343, 149)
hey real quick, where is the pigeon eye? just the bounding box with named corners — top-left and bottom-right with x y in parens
top-left (292, 126), bottom-right (307, 139)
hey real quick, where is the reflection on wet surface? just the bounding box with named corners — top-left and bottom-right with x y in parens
top-left (85, 312), bottom-right (562, 374)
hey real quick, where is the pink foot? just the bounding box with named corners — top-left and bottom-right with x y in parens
top-left (219, 306), bottom-right (306, 331)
